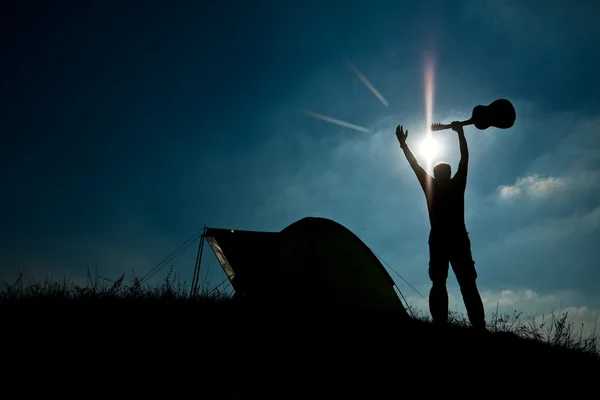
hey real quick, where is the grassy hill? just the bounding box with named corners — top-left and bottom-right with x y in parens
top-left (2, 272), bottom-right (598, 396)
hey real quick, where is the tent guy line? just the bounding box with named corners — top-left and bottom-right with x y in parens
top-left (372, 250), bottom-right (429, 303)
top-left (138, 232), bottom-right (202, 286)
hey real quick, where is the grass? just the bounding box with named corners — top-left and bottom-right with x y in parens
top-left (3, 269), bottom-right (598, 356)
top-left (2, 270), bottom-right (599, 395)
top-left (0, 267), bottom-right (226, 303)
top-left (411, 307), bottom-right (600, 356)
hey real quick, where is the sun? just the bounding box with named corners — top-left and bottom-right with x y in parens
top-left (419, 135), bottom-right (440, 163)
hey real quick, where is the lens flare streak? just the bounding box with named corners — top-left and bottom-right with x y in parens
top-left (424, 54), bottom-right (435, 171)
top-left (345, 58), bottom-right (389, 108)
top-left (301, 110), bottom-right (370, 133)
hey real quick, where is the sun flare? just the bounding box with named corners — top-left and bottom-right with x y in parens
top-left (419, 135), bottom-right (439, 163)
top-left (424, 52), bottom-right (435, 171)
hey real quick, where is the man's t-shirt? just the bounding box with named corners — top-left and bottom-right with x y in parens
top-left (414, 163), bottom-right (468, 236)
top-left (422, 174), bottom-right (467, 234)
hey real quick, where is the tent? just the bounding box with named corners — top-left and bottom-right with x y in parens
top-left (193, 217), bottom-right (407, 315)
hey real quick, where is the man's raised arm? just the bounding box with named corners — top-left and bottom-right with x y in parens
top-left (452, 121), bottom-right (469, 183)
top-left (396, 125), bottom-right (431, 190)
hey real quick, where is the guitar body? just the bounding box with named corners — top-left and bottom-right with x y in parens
top-left (431, 98), bottom-right (516, 131)
top-left (471, 99), bottom-right (516, 130)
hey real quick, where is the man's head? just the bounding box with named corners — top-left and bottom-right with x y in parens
top-left (433, 162), bottom-right (451, 180)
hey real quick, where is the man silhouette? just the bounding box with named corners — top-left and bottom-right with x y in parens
top-left (396, 123), bottom-right (485, 330)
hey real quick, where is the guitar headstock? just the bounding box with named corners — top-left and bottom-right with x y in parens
top-left (430, 123), bottom-right (447, 131)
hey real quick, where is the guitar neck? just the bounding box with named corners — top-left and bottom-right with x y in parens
top-left (431, 118), bottom-right (473, 131)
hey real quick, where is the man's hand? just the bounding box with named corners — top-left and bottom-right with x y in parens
top-left (451, 121), bottom-right (464, 135)
top-left (396, 125), bottom-right (408, 147)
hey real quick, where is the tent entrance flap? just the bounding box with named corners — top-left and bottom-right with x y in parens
top-left (204, 228), bottom-right (279, 294)
top-left (205, 235), bottom-right (235, 281)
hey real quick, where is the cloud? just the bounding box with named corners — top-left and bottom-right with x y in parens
top-left (480, 115), bottom-right (600, 250)
top-left (521, 113), bottom-right (600, 178)
top-left (466, 111), bottom-right (600, 234)
top-left (498, 174), bottom-right (570, 199)
top-left (498, 205), bottom-right (600, 248)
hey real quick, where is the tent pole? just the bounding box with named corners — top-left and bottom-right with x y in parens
top-left (190, 226), bottom-right (207, 297)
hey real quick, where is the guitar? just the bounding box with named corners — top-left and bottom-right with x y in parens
top-left (430, 99), bottom-right (516, 131)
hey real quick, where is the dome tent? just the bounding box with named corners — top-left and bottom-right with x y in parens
top-left (199, 217), bottom-right (407, 315)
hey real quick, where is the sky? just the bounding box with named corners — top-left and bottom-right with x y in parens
top-left (2, 0), bottom-right (599, 333)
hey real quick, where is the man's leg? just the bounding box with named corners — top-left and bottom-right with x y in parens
top-left (450, 234), bottom-right (486, 330)
top-left (428, 239), bottom-right (450, 326)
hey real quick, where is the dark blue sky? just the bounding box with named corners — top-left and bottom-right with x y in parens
top-left (2, 0), bottom-right (599, 327)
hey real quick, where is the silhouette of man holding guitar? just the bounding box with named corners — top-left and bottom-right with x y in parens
top-left (396, 123), bottom-right (486, 330)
